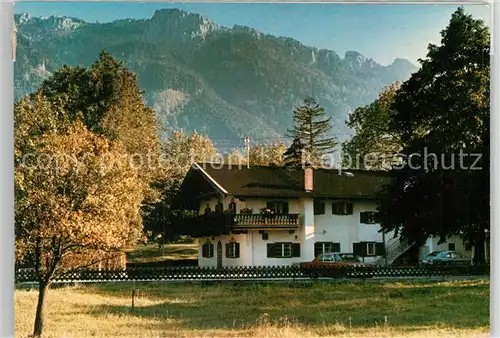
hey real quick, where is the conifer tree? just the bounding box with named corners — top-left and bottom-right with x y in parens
top-left (285, 97), bottom-right (337, 166)
top-left (283, 137), bottom-right (305, 166)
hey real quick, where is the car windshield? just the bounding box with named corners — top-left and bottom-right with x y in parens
top-left (427, 251), bottom-right (440, 257)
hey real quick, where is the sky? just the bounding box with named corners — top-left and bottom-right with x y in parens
top-left (14, 2), bottom-right (491, 66)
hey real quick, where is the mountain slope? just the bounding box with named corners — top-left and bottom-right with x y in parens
top-left (14, 9), bottom-right (418, 147)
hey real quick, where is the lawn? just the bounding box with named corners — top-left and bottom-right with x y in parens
top-left (125, 243), bottom-right (198, 264)
top-left (15, 279), bottom-right (489, 337)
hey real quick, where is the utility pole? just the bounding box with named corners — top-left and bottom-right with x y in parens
top-left (244, 136), bottom-right (251, 168)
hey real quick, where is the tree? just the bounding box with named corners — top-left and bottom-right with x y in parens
top-left (224, 142), bottom-right (287, 167)
top-left (283, 137), bottom-right (305, 166)
top-left (342, 83), bottom-right (404, 170)
top-left (378, 7), bottom-right (490, 264)
top-left (142, 130), bottom-right (217, 237)
top-left (38, 51), bottom-right (161, 203)
top-left (286, 97), bottom-right (337, 166)
top-left (15, 98), bottom-right (144, 337)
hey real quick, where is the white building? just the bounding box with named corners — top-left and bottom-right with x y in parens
top-left (173, 163), bottom-right (474, 268)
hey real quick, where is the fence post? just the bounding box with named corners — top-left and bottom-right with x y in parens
top-left (131, 288), bottom-right (136, 311)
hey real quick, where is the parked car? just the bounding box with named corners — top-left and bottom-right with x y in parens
top-left (300, 252), bottom-right (375, 278)
top-left (420, 250), bottom-right (470, 266)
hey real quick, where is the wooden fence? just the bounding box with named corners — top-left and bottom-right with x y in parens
top-left (15, 264), bottom-right (489, 283)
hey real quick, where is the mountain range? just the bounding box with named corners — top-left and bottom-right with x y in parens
top-left (14, 9), bottom-right (418, 150)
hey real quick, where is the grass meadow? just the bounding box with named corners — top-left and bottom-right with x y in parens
top-left (15, 279), bottom-right (489, 337)
top-left (125, 243), bottom-right (198, 264)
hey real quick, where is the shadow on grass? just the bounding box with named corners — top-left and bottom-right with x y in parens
top-left (126, 244), bottom-right (198, 263)
top-left (75, 280), bottom-right (489, 334)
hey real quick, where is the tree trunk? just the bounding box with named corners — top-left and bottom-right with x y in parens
top-left (473, 229), bottom-right (486, 265)
top-left (33, 281), bottom-right (50, 337)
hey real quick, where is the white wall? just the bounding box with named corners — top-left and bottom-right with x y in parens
top-left (196, 198), bottom-right (392, 266)
top-left (197, 233), bottom-right (252, 268)
top-left (198, 230), bottom-right (302, 267)
top-left (198, 196), bottom-right (302, 215)
top-left (301, 197), bottom-right (315, 262)
top-left (252, 230), bottom-right (302, 266)
top-left (313, 200), bottom-right (385, 262)
top-left (419, 235), bottom-right (473, 260)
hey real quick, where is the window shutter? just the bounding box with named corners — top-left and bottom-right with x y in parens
top-left (235, 243), bottom-right (240, 258)
top-left (267, 243), bottom-right (275, 258)
top-left (209, 244), bottom-right (214, 258)
top-left (202, 243), bottom-right (208, 258)
top-left (333, 242), bottom-right (340, 252)
top-left (360, 212), bottom-right (366, 224)
top-left (282, 202), bottom-right (289, 214)
top-left (314, 201), bottom-right (325, 215)
top-left (292, 243), bottom-right (301, 257)
top-left (225, 243), bottom-right (230, 257)
top-left (314, 242), bottom-right (322, 257)
top-left (375, 242), bottom-right (385, 256)
top-left (353, 242), bottom-right (362, 256)
top-left (346, 203), bottom-right (353, 215)
top-left (332, 203), bottom-right (338, 215)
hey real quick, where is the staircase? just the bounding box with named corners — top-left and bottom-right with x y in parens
top-left (377, 237), bottom-right (415, 266)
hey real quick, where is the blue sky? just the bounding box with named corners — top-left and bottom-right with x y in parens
top-left (14, 2), bottom-right (490, 66)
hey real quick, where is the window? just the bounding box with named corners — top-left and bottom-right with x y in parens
top-left (266, 201), bottom-right (289, 214)
top-left (366, 242), bottom-right (376, 256)
top-left (332, 202), bottom-right (353, 215)
top-left (448, 243), bottom-right (456, 251)
top-left (278, 243), bottom-right (292, 258)
top-left (353, 242), bottom-right (385, 257)
top-left (314, 200), bottom-right (325, 215)
top-left (360, 211), bottom-right (378, 224)
top-left (267, 242), bottom-right (300, 258)
top-left (314, 242), bottom-right (340, 257)
top-left (201, 242), bottom-right (214, 258)
top-left (262, 232), bottom-right (269, 240)
top-left (225, 242), bottom-right (240, 259)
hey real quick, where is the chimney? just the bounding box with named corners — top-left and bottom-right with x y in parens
top-left (304, 164), bottom-right (313, 192)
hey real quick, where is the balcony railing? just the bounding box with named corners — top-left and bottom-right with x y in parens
top-left (234, 214), bottom-right (300, 228)
top-left (171, 212), bottom-right (300, 237)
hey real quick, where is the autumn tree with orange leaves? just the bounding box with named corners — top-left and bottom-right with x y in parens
top-left (14, 54), bottom-right (152, 337)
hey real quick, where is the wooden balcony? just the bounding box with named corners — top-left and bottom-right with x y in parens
top-left (171, 212), bottom-right (300, 238)
top-left (233, 213), bottom-right (300, 229)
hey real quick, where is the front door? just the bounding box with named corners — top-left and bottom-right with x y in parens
top-left (217, 241), bottom-right (223, 269)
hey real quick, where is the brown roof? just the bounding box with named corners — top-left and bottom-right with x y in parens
top-left (190, 163), bottom-right (391, 199)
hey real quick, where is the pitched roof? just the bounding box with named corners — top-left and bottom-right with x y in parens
top-left (189, 163), bottom-right (391, 199)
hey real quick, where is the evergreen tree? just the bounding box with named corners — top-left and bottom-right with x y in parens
top-left (286, 97), bottom-right (337, 166)
top-left (283, 137), bottom-right (305, 166)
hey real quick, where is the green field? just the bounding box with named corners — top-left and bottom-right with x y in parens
top-left (125, 243), bottom-right (198, 264)
top-left (15, 279), bottom-right (489, 337)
